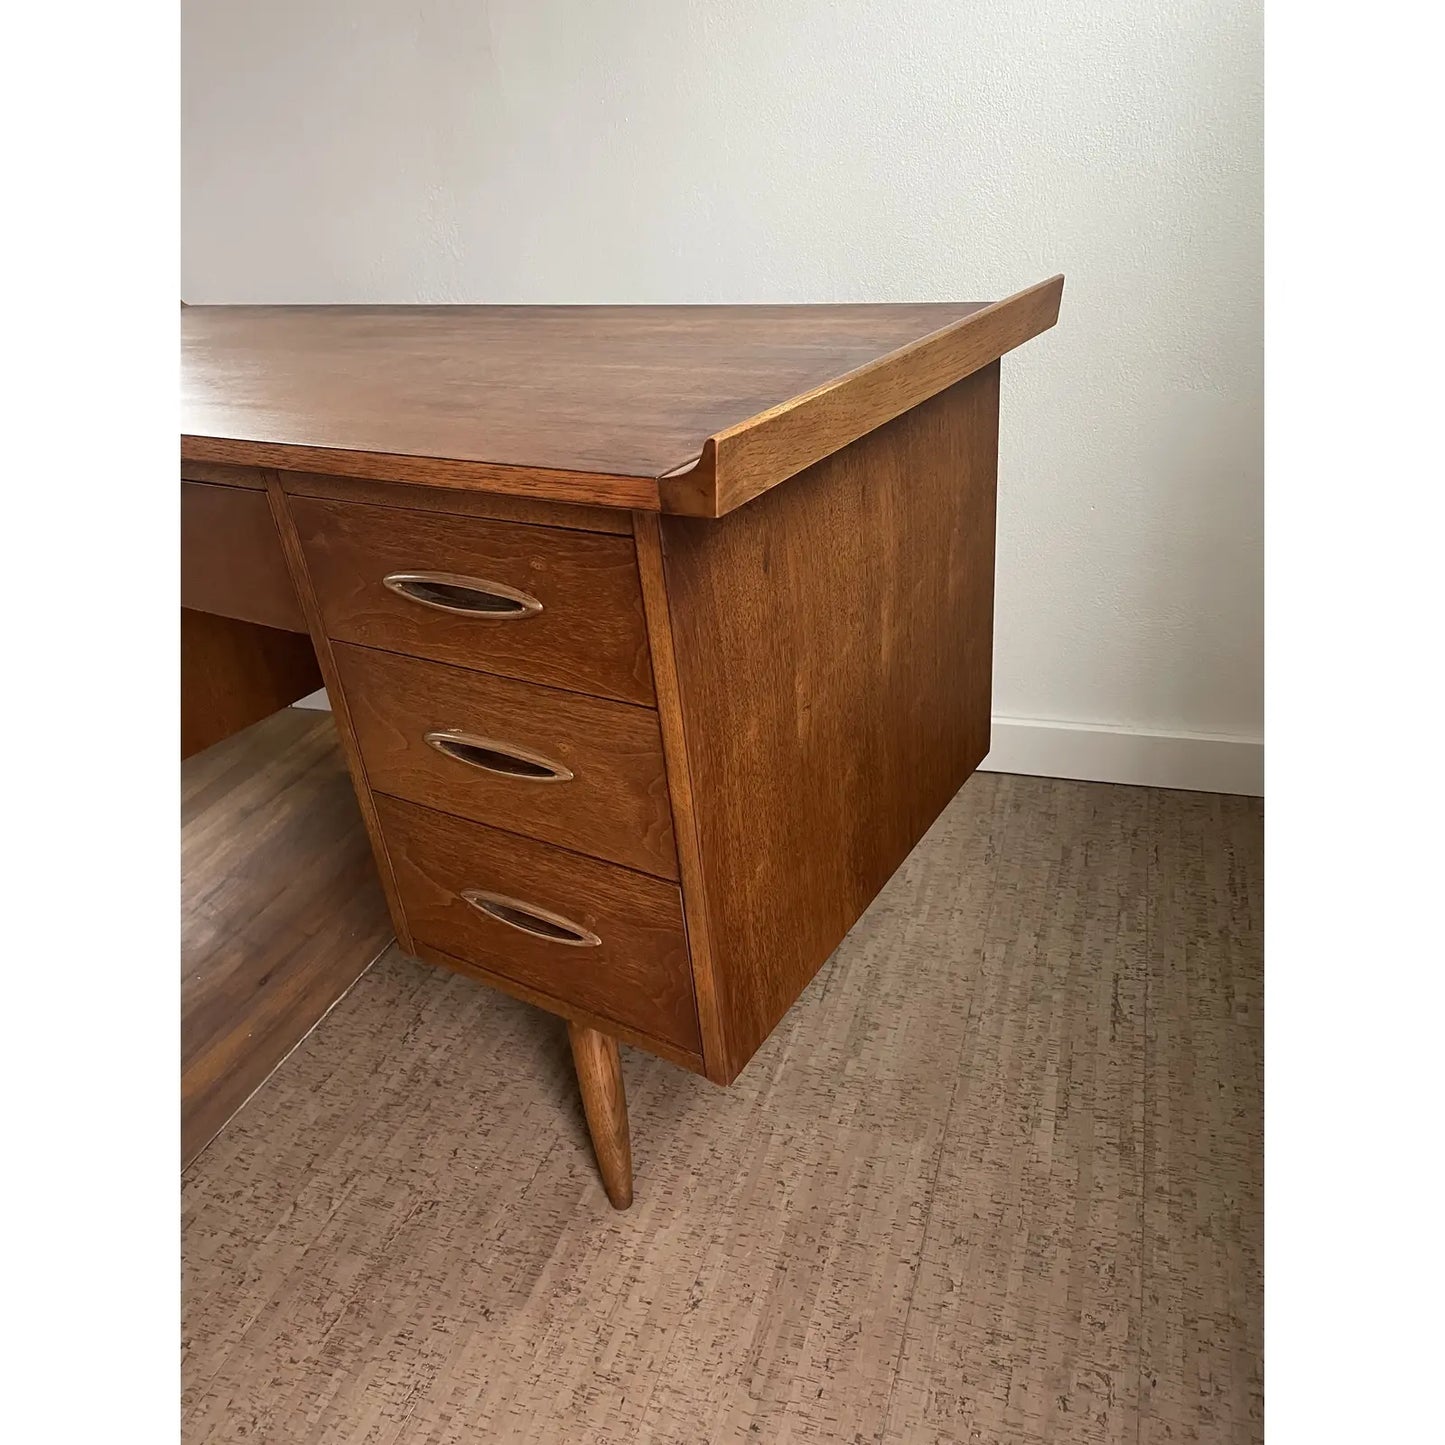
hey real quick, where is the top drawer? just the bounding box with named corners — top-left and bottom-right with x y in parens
top-left (289, 496), bottom-right (654, 705)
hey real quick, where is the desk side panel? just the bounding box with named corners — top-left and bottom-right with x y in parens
top-left (660, 367), bottom-right (1000, 1081)
top-left (181, 609), bottom-right (323, 759)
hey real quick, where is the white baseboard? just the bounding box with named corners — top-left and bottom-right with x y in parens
top-left (979, 717), bottom-right (1263, 796)
top-left (294, 693), bottom-right (1262, 796)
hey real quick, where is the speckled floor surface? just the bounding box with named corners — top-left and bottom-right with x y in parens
top-left (182, 774), bottom-right (1262, 1444)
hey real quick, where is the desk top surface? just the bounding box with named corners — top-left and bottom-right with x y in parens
top-left (182, 282), bottom-right (1062, 516)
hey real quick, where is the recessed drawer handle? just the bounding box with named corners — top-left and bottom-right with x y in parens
top-left (425, 730), bottom-right (573, 783)
top-left (382, 571), bottom-right (543, 619)
top-left (461, 889), bottom-right (601, 947)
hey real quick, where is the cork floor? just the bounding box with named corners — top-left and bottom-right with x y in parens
top-left (182, 774), bottom-right (1263, 1444)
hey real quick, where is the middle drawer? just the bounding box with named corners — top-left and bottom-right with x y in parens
top-left (336, 644), bottom-right (678, 879)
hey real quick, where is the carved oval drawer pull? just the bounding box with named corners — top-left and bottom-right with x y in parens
top-left (461, 889), bottom-right (601, 947)
top-left (382, 571), bottom-right (543, 619)
top-left (424, 730), bottom-right (573, 783)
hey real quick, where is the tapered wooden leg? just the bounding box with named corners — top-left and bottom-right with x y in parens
top-left (567, 1022), bottom-right (633, 1210)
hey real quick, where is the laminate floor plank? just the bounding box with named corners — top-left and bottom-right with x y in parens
top-left (881, 777), bottom-right (1149, 1445)
top-left (181, 708), bottom-right (393, 1168)
top-left (1140, 792), bottom-right (1264, 1443)
top-left (181, 774), bottom-right (1263, 1444)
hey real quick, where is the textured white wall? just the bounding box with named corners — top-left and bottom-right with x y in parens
top-left (183, 0), bottom-right (1262, 758)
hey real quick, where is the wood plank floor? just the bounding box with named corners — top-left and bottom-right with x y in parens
top-left (182, 709), bottom-right (394, 1168)
top-left (181, 774), bottom-right (1262, 1443)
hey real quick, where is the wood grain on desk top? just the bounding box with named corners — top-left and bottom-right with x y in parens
top-left (182, 279), bottom-right (1061, 516)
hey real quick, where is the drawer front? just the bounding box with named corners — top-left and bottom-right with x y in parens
top-left (337, 644), bottom-right (677, 879)
top-left (289, 496), bottom-right (654, 704)
top-left (378, 796), bottom-right (699, 1052)
top-left (182, 481), bottom-right (307, 632)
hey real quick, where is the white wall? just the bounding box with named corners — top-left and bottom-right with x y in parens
top-left (184, 0), bottom-right (1262, 793)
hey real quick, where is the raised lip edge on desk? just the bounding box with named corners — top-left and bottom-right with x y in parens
top-left (657, 275), bottom-right (1064, 518)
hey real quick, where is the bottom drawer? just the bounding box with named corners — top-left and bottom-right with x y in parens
top-left (377, 795), bottom-right (700, 1052)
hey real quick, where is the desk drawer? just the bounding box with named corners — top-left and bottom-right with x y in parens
top-left (182, 481), bottom-right (306, 632)
top-left (289, 496), bottom-right (654, 704)
top-left (337, 644), bottom-right (677, 879)
top-left (378, 795), bottom-right (698, 1052)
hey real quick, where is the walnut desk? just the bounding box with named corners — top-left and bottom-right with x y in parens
top-left (180, 279), bottom-right (1063, 1208)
